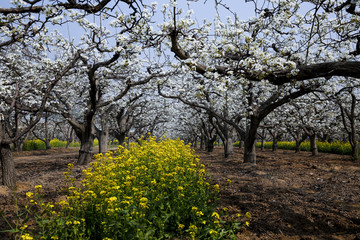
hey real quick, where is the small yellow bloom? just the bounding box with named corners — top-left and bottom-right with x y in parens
top-left (245, 221), bottom-right (250, 227)
top-left (21, 233), bottom-right (33, 240)
top-left (211, 211), bottom-right (220, 219)
top-left (191, 206), bottom-right (198, 211)
top-left (20, 225), bottom-right (28, 230)
top-left (178, 224), bottom-right (185, 229)
top-left (189, 224), bottom-right (197, 232)
top-left (34, 185), bottom-right (42, 190)
top-left (246, 212), bottom-right (251, 218)
top-left (139, 197), bottom-right (148, 208)
top-left (108, 196), bottom-right (117, 203)
top-left (26, 192), bottom-right (34, 198)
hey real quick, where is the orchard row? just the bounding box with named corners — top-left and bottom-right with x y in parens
top-left (0, 0), bottom-right (359, 188)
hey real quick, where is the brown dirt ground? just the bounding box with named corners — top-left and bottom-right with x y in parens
top-left (0, 147), bottom-right (359, 239)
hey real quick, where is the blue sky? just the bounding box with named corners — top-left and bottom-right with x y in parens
top-left (1, 0), bottom-right (256, 47)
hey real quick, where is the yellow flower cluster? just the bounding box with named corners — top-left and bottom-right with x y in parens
top-left (256, 140), bottom-right (354, 155)
top-left (20, 136), bottom-right (245, 239)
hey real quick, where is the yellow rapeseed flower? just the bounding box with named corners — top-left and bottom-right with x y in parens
top-left (213, 184), bottom-right (220, 192)
top-left (196, 211), bottom-right (204, 217)
top-left (21, 234), bottom-right (33, 240)
top-left (108, 196), bottom-right (117, 204)
top-left (26, 192), bottom-right (33, 198)
top-left (20, 225), bottom-right (28, 230)
top-left (211, 212), bottom-right (220, 219)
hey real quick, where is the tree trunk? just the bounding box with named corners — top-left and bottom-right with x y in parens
top-left (349, 131), bottom-right (359, 161)
top-left (193, 136), bottom-right (198, 148)
top-left (272, 136), bottom-right (278, 152)
top-left (207, 140), bottom-right (214, 152)
top-left (98, 130), bottom-right (109, 154)
top-left (77, 138), bottom-right (94, 165)
top-left (115, 132), bottom-right (126, 146)
top-left (295, 140), bottom-right (301, 153)
top-left (260, 128), bottom-right (266, 151)
top-left (294, 132), bottom-right (307, 153)
top-left (14, 131), bottom-right (30, 152)
top-left (206, 137), bottom-right (216, 152)
top-left (237, 133), bottom-right (243, 149)
top-left (224, 137), bottom-right (234, 158)
top-left (0, 143), bottom-right (16, 189)
top-left (45, 113), bottom-right (51, 150)
top-left (309, 134), bottom-right (318, 156)
top-left (243, 117), bottom-right (259, 164)
top-left (351, 143), bottom-right (359, 161)
top-left (45, 139), bottom-right (51, 150)
top-left (76, 126), bottom-right (95, 165)
top-left (244, 139), bottom-right (256, 163)
top-left (200, 136), bottom-right (205, 150)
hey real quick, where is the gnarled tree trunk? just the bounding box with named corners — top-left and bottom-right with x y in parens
top-left (98, 131), bottom-right (108, 155)
top-left (97, 120), bottom-right (109, 155)
top-left (309, 134), bottom-right (318, 156)
top-left (0, 143), bottom-right (16, 189)
top-left (206, 136), bottom-right (216, 152)
top-left (77, 135), bottom-right (94, 165)
top-left (223, 136), bottom-right (234, 158)
top-left (200, 135), bottom-right (205, 150)
top-left (243, 117), bottom-right (260, 164)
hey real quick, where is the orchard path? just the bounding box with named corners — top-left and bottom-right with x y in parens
top-left (201, 148), bottom-right (360, 240)
top-left (0, 147), bottom-right (359, 239)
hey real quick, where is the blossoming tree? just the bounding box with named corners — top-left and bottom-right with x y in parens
top-left (160, 0), bottom-right (360, 163)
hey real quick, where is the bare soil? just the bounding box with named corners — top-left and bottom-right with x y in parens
top-left (201, 148), bottom-right (360, 240)
top-left (0, 147), bottom-right (359, 239)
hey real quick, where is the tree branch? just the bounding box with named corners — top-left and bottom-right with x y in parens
top-left (169, 29), bottom-right (360, 85)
